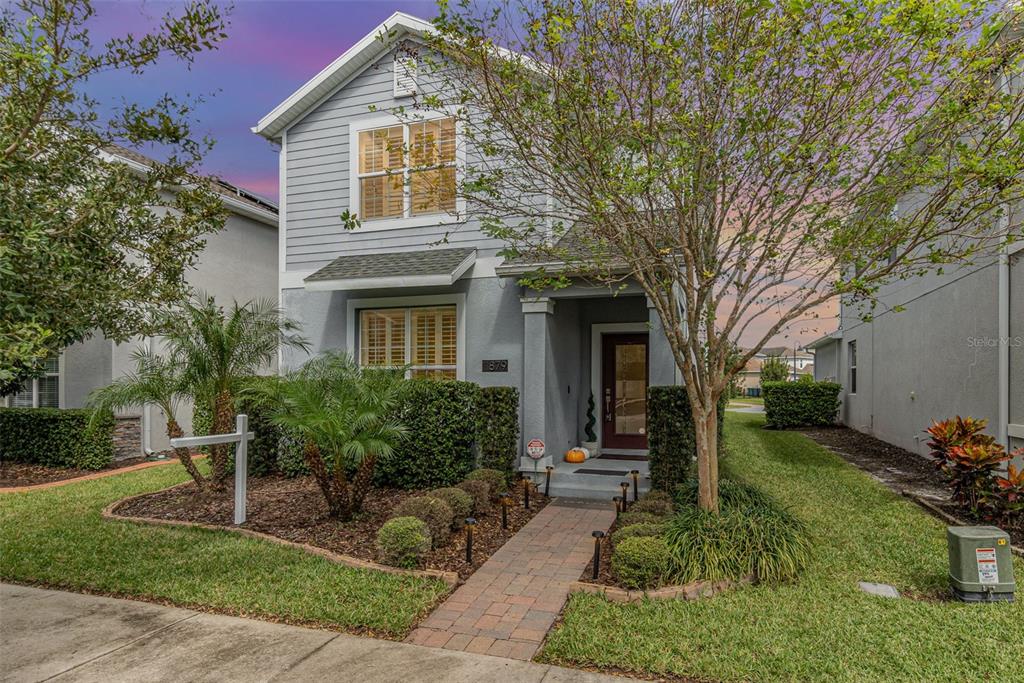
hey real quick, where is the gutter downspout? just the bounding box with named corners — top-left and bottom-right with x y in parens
top-left (998, 242), bottom-right (1010, 450)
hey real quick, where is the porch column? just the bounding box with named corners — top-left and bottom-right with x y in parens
top-left (520, 296), bottom-right (555, 472)
top-left (647, 297), bottom-right (680, 386)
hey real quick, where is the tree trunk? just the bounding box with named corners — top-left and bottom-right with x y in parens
top-left (349, 454), bottom-right (377, 513)
top-left (208, 390), bottom-right (234, 490)
top-left (302, 441), bottom-right (347, 519)
top-left (694, 401), bottom-right (720, 513)
top-left (167, 419), bottom-right (205, 488)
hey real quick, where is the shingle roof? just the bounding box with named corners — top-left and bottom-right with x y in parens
top-left (304, 247), bottom-right (477, 290)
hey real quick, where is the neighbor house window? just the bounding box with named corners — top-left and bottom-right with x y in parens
top-left (848, 340), bottom-right (857, 394)
top-left (6, 355), bottom-right (59, 408)
top-left (356, 117), bottom-right (456, 222)
top-left (360, 305), bottom-right (457, 379)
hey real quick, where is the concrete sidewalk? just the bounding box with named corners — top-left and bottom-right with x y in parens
top-left (0, 584), bottom-right (621, 683)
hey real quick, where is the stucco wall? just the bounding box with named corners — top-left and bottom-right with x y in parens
top-left (62, 335), bottom-right (112, 409)
top-left (812, 342), bottom-right (839, 382)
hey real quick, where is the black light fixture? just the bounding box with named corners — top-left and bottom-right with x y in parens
top-left (545, 465), bottom-right (554, 497)
top-left (499, 491), bottom-right (510, 529)
top-left (465, 517), bottom-right (477, 564)
top-left (613, 495), bottom-right (622, 517)
top-left (630, 470), bottom-right (640, 502)
top-left (619, 481), bottom-right (629, 510)
top-left (523, 475), bottom-right (531, 510)
top-left (591, 530), bottom-right (605, 581)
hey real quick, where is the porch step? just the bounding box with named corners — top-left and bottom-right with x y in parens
top-left (548, 480), bottom-right (651, 501)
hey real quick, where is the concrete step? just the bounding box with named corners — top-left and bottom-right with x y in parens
top-left (546, 478), bottom-right (651, 501)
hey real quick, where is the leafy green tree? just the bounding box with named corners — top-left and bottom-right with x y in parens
top-left (162, 296), bottom-right (309, 489)
top-left (245, 353), bottom-right (408, 520)
top-left (425, 0), bottom-right (1024, 512)
top-left (760, 356), bottom-right (791, 386)
top-left (86, 348), bottom-right (205, 487)
top-left (0, 0), bottom-right (230, 391)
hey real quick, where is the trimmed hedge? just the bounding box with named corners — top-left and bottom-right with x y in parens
top-left (375, 380), bottom-right (479, 489)
top-left (611, 536), bottom-right (671, 589)
top-left (647, 386), bottom-right (726, 493)
top-left (762, 381), bottom-right (841, 429)
top-left (376, 516), bottom-right (431, 569)
top-left (474, 386), bottom-right (519, 480)
top-left (0, 407), bottom-right (114, 470)
top-left (389, 495), bottom-right (454, 548)
top-left (427, 487), bottom-right (473, 528)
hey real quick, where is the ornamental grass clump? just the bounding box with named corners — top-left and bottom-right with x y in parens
top-left (376, 517), bottom-right (431, 569)
top-left (611, 536), bottom-right (671, 589)
top-left (389, 496), bottom-right (454, 548)
top-left (674, 477), bottom-right (775, 512)
top-left (427, 487), bottom-right (473, 528)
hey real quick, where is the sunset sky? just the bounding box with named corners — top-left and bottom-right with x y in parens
top-left (86, 0), bottom-right (837, 347)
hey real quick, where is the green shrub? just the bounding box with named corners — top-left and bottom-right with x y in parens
top-left (466, 468), bottom-right (507, 496)
top-left (618, 511), bottom-right (667, 527)
top-left (474, 386), bottom-right (519, 481)
top-left (630, 495), bottom-right (674, 517)
top-left (0, 408), bottom-right (114, 470)
top-left (427, 487), bottom-right (473, 528)
top-left (375, 381), bottom-right (478, 489)
top-left (665, 488), bottom-right (812, 583)
top-left (457, 479), bottom-right (490, 513)
top-left (762, 381), bottom-right (840, 429)
top-left (647, 386), bottom-right (726, 493)
top-left (673, 477), bottom-right (775, 512)
top-left (389, 495), bottom-right (454, 548)
top-left (376, 516), bottom-right (432, 569)
top-left (611, 536), bottom-right (671, 589)
top-left (611, 522), bottom-right (667, 546)
top-left (275, 430), bottom-right (309, 478)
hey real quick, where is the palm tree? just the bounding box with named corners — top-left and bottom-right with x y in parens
top-left (162, 295), bottom-right (309, 489)
top-left (87, 347), bottom-right (206, 487)
top-left (245, 353), bottom-right (407, 520)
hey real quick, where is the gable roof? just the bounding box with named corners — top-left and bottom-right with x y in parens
top-left (253, 12), bottom-right (432, 141)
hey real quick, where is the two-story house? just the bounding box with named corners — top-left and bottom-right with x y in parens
top-left (253, 12), bottom-right (682, 495)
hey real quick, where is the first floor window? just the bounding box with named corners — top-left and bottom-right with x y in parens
top-left (7, 355), bottom-right (59, 408)
top-left (848, 340), bottom-right (857, 394)
top-left (360, 305), bottom-right (457, 379)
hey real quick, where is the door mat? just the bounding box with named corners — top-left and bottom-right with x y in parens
top-left (574, 468), bottom-right (629, 476)
top-left (595, 453), bottom-right (648, 462)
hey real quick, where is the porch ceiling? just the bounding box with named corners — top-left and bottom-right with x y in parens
top-left (303, 247), bottom-right (476, 291)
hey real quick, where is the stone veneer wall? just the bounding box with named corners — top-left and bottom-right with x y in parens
top-left (112, 415), bottom-right (141, 460)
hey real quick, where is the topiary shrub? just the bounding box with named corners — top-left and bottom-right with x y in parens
top-left (0, 408), bottom-right (114, 470)
top-left (762, 381), bottom-right (841, 429)
top-left (389, 495), bottom-right (454, 548)
top-left (466, 467), bottom-right (507, 497)
top-left (630, 495), bottom-right (674, 517)
top-left (457, 479), bottom-right (490, 513)
top-left (427, 487), bottom-right (473, 528)
top-left (474, 386), bottom-right (519, 481)
top-left (376, 516), bottom-right (432, 568)
top-left (611, 522), bottom-right (667, 546)
top-left (611, 536), bottom-right (671, 589)
top-left (375, 381), bottom-right (479, 489)
top-left (618, 511), bottom-right (667, 527)
top-left (647, 386), bottom-right (726, 493)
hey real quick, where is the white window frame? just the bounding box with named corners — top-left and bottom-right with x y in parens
top-left (848, 340), bottom-right (857, 395)
top-left (3, 354), bottom-right (63, 408)
top-left (346, 293), bottom-right (466, 380)
top-left (348, 111), bottom-right (466, 232)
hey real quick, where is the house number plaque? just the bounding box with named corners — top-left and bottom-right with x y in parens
top-left (481, 359), bottom-right (508, 372)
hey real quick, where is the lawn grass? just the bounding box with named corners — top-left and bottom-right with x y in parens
top-left (541, 412), bottom-right (1024, 682)
top-left (0, 461), bottom-right (449, 637)
top-left (728, 395), bottom-right (763, 405)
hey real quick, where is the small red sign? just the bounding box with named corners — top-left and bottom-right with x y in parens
top-left (526, 438), bottom-right (545, 459)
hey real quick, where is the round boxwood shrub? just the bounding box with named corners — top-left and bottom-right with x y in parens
top-left (389, 496), bottom-right (454, 548)
top-left (630, 495), bottom-right (673, 517)
top-left (611, 536), bottom-right (671, 589)
top-left (618, 511), bottom-right (667, 527)
top-left (427, 487), bottom-right (473, 528)
top-left (376, 516), bottom-right (431, 568)
top-left (466, 468), bottom-right (507, 497)
top-left (611, 522), bottom-right (667, 546)
top-left (457, 479), bottom-right (490, 513)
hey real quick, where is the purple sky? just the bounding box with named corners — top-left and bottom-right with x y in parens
top-left (87, 1), bottom-right (442, 202)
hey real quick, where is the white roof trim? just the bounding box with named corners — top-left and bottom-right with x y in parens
top-left (805, 330), bottom-right (843, 350)
top-left (303, 250), bottom-right (476, 292)
top-left (253, 12), bottom-right (432, 141)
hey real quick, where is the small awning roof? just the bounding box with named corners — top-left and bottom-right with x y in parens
top-left (804, 331), bottom-right (843, 350)
top-left (304, 247), bottom-right (477, 291)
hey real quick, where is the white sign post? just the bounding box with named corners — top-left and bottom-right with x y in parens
top-left (169, 414), bottom-right (254, 525)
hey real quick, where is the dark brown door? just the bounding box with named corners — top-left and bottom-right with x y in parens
top-left (601, 333), bottom-right (648, 450)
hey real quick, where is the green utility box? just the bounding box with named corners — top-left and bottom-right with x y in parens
top-left (947, 526), bottom-right (1015, 602)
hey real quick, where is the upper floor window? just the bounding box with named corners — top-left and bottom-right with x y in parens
top-left (5, 355), bottom-right (59, 408)
top-left (355, 117), bottom-right (457, 224)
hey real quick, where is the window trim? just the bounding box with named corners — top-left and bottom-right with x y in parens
top-left (347, 111), bottom-right (465, 232)
top-left (3, 354), bottom-right (63, 408)
top-left (847, 340), bottom-right (857, 395)
top-left (346, 293), bottom-right (466, 380)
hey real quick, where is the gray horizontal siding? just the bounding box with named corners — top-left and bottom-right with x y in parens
top-left (284, 48), bottom-right (500, 270)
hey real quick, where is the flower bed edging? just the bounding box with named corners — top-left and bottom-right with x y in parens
top-left (0, 455), bottom-right (203, 494)
top-left (102, 490), bottom-right (461, 588)
top-left (569, 575), bottom-right (752, 603)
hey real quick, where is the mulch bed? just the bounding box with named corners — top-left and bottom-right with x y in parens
top-left (0, 457), bottom-right (150, 488)
top-left (802, 426), bottom-right (1024, 547)
top-left (113, 475), bottom-right (548, 579)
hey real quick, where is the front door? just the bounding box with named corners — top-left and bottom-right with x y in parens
top-left (601, 333), bottom-right (648, 450)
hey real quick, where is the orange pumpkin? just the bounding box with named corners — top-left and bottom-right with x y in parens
top-left (565, 448), bottom-right (587, 464)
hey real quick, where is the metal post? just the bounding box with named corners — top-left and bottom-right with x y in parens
top-left (619, 481), bottom-right (629, 510)
top-left (545, 465), bottom-right (553, 497)
top-left (234, 413), bottom-right (248, 525)
top-left (591, 531), bottom-right (605, 581)
top-left (500, 492), bottom-right (509, 529)
top-left (523, 475), bottom-right (531, 510)
top-left (465, 518), bottom-right (476, 564)
top-left (631, 469), bottom-right (639, 502)
top-left (613, 496), bottom-right (622, 518)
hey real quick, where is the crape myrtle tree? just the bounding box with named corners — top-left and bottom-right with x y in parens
top-left (0, 0), bottom-right (229, 391)
top-left (415, 0), bottom-right (1024, 512)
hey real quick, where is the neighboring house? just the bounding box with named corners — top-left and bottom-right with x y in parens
top-left (253, 12), bottom-right (680, 496)
top-left (2, 145), bottom-right (279, 458)
top-left (734, 347), bottom-right (814, 396)
top-left (810, 245), bottom-right (1023, 458)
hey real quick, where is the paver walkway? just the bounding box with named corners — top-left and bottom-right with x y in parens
top-left (406, 498), bottom-right (616, 661)
top-left (1, 583), bottom-right (623, 682)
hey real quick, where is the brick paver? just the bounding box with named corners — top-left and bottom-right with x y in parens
top-left (406, 499), bottom-right (615, 661)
